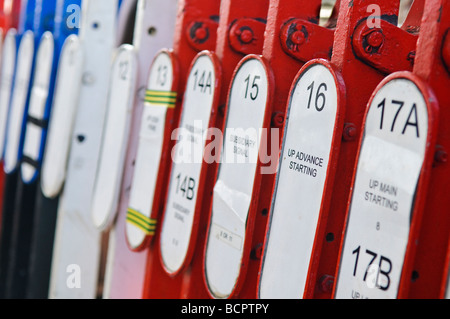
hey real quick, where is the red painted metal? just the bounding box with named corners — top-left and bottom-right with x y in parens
top-left (330, 0), bottom-right (450, 300)
top-left (441, 236), bottom-right (450, 298)
top-left (9, 0), bottom-right (21, 30)
top-left (0, 0), bottom-right (6, 30)
top-left (352, 19), bottom-right (418, 74)
top-left (333, 70), bottom-right (438, 299)
top-left (145, 0), bottom-right (271, 299)
top-left (0, 0), bottom-right (21, 30)
top-left (179, 0), bottom-right (270, 299)
top-left (128, 2), bottom-right (220, 254)
top-left (245, 0), bottom-right (345, 300)
top-left (228, 17), bottom-right (266, 55)
top-left (201, 0), bottom-right (340, 299)
top-left (106, 0), bottom-right (218, 299)
top-left (280, 18), bottom-right (335, 62)
top-left (246, 0), bottom-right (426, 300)
top-left (325, 0), bottom-right (428, 300)
top-left (396, 0), bottom-right (450, 299)
top-left (142, 0), bottom-right (220, 299)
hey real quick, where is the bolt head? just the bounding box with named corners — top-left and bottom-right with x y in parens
top-left (435, 149), bottom-right (448, 164)
top-left (239, 29), bottom-right (254, 44)
top-left (195, 27), bottom-right (207, 40)
top-left (291, 30), bottom-right (305, 45)
top-left (366, 30), bottom-right (384, 48)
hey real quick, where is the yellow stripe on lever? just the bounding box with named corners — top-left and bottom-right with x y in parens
top-left (145, 90), bottom-right (177, 108)
top-left (126, 208), bottom-right (157, 235)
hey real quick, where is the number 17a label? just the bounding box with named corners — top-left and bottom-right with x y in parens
top-left (335, 75), bottom-right (434, 299)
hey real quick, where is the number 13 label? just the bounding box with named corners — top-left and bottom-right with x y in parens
top-left (126, 51), bottom-right (176, 250)
top-left (335, 75), bottom-right (435, 299)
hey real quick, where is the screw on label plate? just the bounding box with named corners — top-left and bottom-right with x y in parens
top-left (407, 51), bottom-right (416, 65)
top-left (343, 123), bottom-right (358, 142)
top-left (250, 243), bottom-right (264, 260)
top-left (434, 146), bottom-right (448, 164)
top-left (271, 111), bottom-right (285, 128)
top-left (318, 275), bottom-right (334, 293)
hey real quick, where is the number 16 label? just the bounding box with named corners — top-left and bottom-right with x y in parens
top-left (259, 60), bottom-right (343, 299)
top-left (335, 74), bottom-right (436, 299)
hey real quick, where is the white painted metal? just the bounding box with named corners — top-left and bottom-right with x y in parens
top-left (91, 44), bottom-right (138, 231)
top-left (49, 0), bottom-right (119, 299)
top-left (0, 29), bottom-right (17, 159)
top-left (103, 0), bottom-right (178, 299)
top-left (21, 31), bottom-right (54, 183)
top-left (3, 30), bottom-right (34, 174)
top-left (40, 35), bottom-right (83, 198)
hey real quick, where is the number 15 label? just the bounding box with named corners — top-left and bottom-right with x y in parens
top-left (335, 75), bottom-right (436, 299)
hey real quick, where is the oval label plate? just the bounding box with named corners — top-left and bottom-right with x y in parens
top-left (335, 73), bottom-right (436, 299)
top-left (158, 52), bottom-right (219, 274)
top-left (205, 56), bottom-right (270, 299)
top-left (125, 50), bottom-right (177, 250)
top-left (91, 44), bottom-right (138, 230)
top-left (259, 60), bottom-right (344, 299)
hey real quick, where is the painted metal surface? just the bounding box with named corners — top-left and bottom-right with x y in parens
top-left (102, 0), bottom-right (178, 299)
top-left (49, 0), bottom-right (120, 299)
top-left (141, 0), bottom-right (221, 300)
top-left (203, 0), bottom-right (337, 299)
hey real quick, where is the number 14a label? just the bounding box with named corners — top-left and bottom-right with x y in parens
top-left (335, 75), bottom-right (436, 299)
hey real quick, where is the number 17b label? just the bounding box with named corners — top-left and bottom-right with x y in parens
top-left (335, 74), bottom-right (437, 299)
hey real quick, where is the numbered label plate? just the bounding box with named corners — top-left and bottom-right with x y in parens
top-left (335, 74), bottom-right (435, 299)
top-left (21, 32), bottom-right (54, 183)
top-left (205, 56), bottom-right (269, 299)
top-left (259, 60), bottom-right (343, 299)
top-left (158, 52), bottom-right (219, 274)
top-left (41, 35), bottom-right (83, 198)
top-left (125, 50), bottom-right (176, 250)
top-left (0, 29), bottom-right (17, 159)
top-left (91, 44), bottom-right (137, 230)
top-left (4, 30), bottom-right (34, 174)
